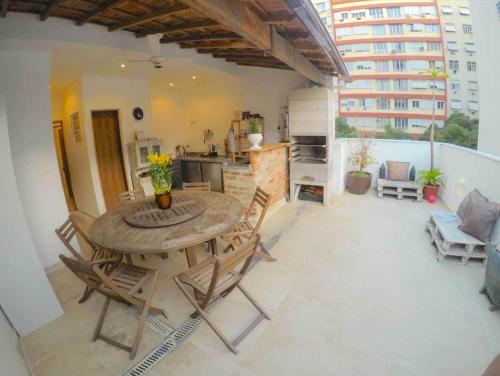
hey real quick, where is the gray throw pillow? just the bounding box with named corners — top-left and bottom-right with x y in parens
top-left (387, 161), bottom-right (410, 181)
top-left (459, 199), bottom-right (500, 242)
top-left (457, 189), bottom-right (488, 220)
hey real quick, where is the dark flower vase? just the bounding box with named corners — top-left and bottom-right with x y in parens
top-left (155, 191), bottom-right (172, 209)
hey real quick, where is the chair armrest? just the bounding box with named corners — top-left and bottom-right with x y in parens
top-left (89, 256), bottom-right (122, 265)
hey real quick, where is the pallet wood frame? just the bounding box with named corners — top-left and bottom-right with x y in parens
top-left (377, 178), bottom-right (423, 201)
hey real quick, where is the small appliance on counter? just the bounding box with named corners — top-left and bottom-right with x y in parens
top-left (202, 128), bottom-right (218, 157)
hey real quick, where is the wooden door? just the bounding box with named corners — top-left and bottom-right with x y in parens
top-left (92, 111), bottom-right (127, 210)
top-left (52, 121), bottom-right (77, 211)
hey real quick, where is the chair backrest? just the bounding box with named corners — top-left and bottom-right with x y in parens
top-left (245, 187), bottom-right (271, 237)
top-left (118, 188), bottom-right (145, 205)
top-left (216, 234), bottom-right (260, 279)
top-left (183, 181), bottom-right (211, 192)
top-left (56, 217), bottom-right (88, 262)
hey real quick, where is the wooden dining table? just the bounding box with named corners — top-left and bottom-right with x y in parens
top-left (89, 191), bottom-right (243, 267)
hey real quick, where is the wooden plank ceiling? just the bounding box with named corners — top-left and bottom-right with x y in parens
top-left (1, 0), bottom-right (350, 85)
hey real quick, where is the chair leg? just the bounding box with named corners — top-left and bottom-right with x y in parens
top-left (125, 254), bottom-right (133, 265)
top-left (255, 243), bottom-right (277, 262)
top-left (130, 273), bottom-right (158, 360)
top-left (140, 254), bottom-right (146, 261)
top-left (237, 284), bottom-right (271, 320)
top-left (93, 297), bottom-right (111, 341)
top-left (78, 286), bottom-right (94, 304)
top-left (174, 277), bottom-right (238, 354)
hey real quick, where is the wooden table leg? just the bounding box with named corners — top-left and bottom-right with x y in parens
top-left (185, 247), bottom-right (198, 268)
top-left (209, 238), bottom-right (219, 256)
top-left (125, 254), bottom-right (133, 265)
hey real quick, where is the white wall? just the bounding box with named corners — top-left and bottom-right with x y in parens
top-left (0, 51), bottom-right (68, 269)
top-left (0, 310), bottom-right (30, 376)
top-left (471, 0), bottom-right (500, 157)
top-left (438, 144), bottom-right (500, 211)
top-left (81, 76), bottom-right (154, 213)
top-left (0, 93), bottom-right (63, 336)
top-left (152, 67), bottom-right (304, 154)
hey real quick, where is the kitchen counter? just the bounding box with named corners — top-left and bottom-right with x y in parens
top-left (179, 154), bottom-right (227, 163)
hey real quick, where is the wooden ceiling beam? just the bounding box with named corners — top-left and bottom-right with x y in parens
top-left (261, 13), bottom-right (295, 24)
top-left (135, 20), bottom-right (219, 37)
top-left (1, 0), bottom-right (9, 18)
top-left (40, 0), bottom-right (65, 21)
top-left (180, 40), bottom-right (257, 49)
top-left (160, 32), bottom-right (241, 44)
top-left (177, 0), bottom-right (326, 85)
top-left (108, 4), bottom-right (190, 32)
top-left (75, 0), bottom-right (124, 26)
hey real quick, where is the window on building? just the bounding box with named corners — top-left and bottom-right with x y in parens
top-left (336, 27), bottom-right (352, 37)
top-left (395, 118), bottom-right (408, 129)
top-left (429, 60), bottom-right (444, 69)
top-left (404, 6), bottom-right (420, 16)
top-left (394, 79), bottom-right (408, 91)
top-left (410, 119), bottom-right (428, 128)
top-left (372, 25), bottom-right (386, 36)
top-left (376, 98), bottom-right (390, 109)
top-left (409, 60), bottom-right (428, 70)
top-left (408, 23), bottom-right (424, 32)
top-left (314, 1), bottom-right (327, 11)
top-left (430, 80), bottom-right (445, 90)
top-left (359, 98), bottom-right (376, 108)
top-left (338, 45), bottom-right (353, 54)
top-left (395, 98), bottom-right (409, 110)
top-left (421, 6), bottom-right (437, 15)
top-left (340, 12), bottom-right (349, 20)
top-left (444, 23), bottom-right (456, 32)
top-left (425, 24), bottom-right (439, 33)
top-left (412, 100), bottom-right (420, 108)
top-left (355, 43), bottom-right (370, 52)
top-left (459, 7), bottom-right (471, 15)
top-left (409, 41), bottom-right (424, 52)
top-left (450, 80), bottom-right (460, 91)
top-left (436, 101), bottom-right (444, 109)
top-left (412, 80), bottom-right (428, 89)
top-left (467, 61), bottom-right (477, 72)
top-left (376, 118), bottom-right (392, 128)
top-left (375, 60), bottom-right (389, 72)
top-left (427, 42), bottom-right (441, 51)
top-left (387, 7), bottom-right (401, 18)
top-left (463, 24), bottom-right (473, 34)
top-left (468, 81), bottom-right (478, 91)
top-left (451, 100), bottom-right (462, 110)
top-left (393, 60), bottom-right (407, 71)
top-left (369, 8), bottom-right (384, 18)
top-left (447, 41), bottom-right (459, 51)
top-left (468, 100), bottom-right (479, 111)
top-left (374, 42), bottom-right (388, 54)
top-left (442, 5), bottom-right (452, 14)
top-left (465, 43), bottom-right (476, 53)
top-left (449, 60), bottom-right (459, 71)
top-left (321, 16), bottom-right (332, 26)
top-left (356, 61), bottom-right (372, 70)
top-left (376, 79), bottom-right (391, 91)
top-left (352, 11), bottom-right (366, 19)
top-left (355, 80), bottom-right (373, 89)
top-left (353, 26), bottom-right (369, 35)
top-left (392, 42), bottom-right (406, 53)
top-left (389, 24), bottom-right (404, 35)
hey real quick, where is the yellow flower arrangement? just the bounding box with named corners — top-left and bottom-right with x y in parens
top-left (147, 153), bottom-right (173, 195)
top-left (147, 153), bottom-right (171, 165)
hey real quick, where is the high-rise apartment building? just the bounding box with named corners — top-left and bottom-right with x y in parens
top-left (437, 0), bottom-right (479, 118)
top-left (312, 0), bottom-right (479, 135)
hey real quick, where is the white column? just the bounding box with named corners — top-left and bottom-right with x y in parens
top-left (0, 92), bottom-right (63, 336)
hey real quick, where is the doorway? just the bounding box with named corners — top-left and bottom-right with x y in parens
top-left (52, 121), bottom-right (77, 211)
top-left (91, 110), bottom-right (127, 210)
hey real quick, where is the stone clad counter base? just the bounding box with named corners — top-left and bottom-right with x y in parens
top-left (223, 143), bottom-right (290, 211)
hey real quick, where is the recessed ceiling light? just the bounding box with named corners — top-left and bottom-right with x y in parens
top-left (192, 75), bottom-right (197, 80)
top-left (120, 63), bottom-right (126, 68)
top-left (169, 82), bottom-right (174, 87)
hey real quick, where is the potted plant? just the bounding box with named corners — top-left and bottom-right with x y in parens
top-left (247, 118), bottom-right (263, 149)
top-left (347, 135), bottom-right (375, 195)
top-left (147, 153), bottom-right (173, 209)
top-left (417, 168), bottom-right (444, 200)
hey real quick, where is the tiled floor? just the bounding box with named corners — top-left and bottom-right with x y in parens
top-left (22, 193), bottom-right (499, 376)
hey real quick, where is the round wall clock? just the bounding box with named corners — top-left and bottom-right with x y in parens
top-left (133, 107), bottom-right (144, 120)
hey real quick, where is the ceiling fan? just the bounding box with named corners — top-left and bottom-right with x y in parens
top-left (125, 33), bottom-right (189, 69)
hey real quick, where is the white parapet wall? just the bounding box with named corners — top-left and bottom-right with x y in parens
top-left (333, 139), bottom-right (500, 209)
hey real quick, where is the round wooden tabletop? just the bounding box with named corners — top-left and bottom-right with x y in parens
top-left (89, 191), bottom-right (243, 255)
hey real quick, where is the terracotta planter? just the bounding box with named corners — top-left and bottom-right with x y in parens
top-left (346, 171), bottom-right (372, 195)
top-left (155, 191), bottom-right (172, 209)
top-left (423, 185), bottom-right (439, 199)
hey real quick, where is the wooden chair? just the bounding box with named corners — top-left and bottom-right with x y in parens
top-left (221, 187), bottom-right (276, 261)
top-left (118, 188), bottom-right (145, 205)
top-left (182, 181), bottom-right (211, 192)
top-left (174, 235), bottom-right (270, 354)
top-left (56, 211), bottom-right (122, 303)
top-left (60, 254), bottom-right (166, 360)
top-left (183, 181), bottom-right (213, 254)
